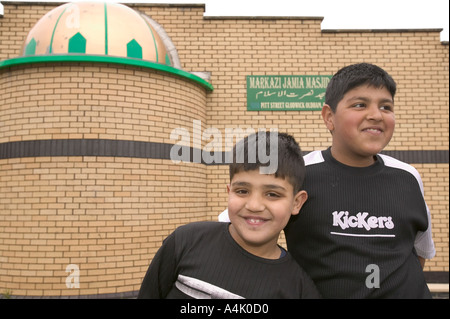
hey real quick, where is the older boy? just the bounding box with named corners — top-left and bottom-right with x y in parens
top-left (138, 132), bottom-right (320, 299)
top-left (284, 63), bottom-right (436, 298)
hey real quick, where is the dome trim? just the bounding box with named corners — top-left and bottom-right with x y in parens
top-left (104, 2), bottom-right (108, 55)
top-left (0, 54), bottom-right (213, 91)
top-left (144, 17), bottom-right (159, 63)
top-left (49, 3), bottom-right (72, 54)
top-left (141, 14), bottom-right (181, 69)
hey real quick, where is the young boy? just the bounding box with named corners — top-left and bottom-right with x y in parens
top-left (284, 63), bottom-right (436, 298)
top-left (138, 132), bottom-right (321, 299)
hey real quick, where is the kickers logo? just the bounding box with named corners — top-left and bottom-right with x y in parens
top-left (332, 211), bottom-right (394, 231)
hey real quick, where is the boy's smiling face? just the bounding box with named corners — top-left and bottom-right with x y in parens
top-left (227, 170), bottom-right (307, 259)
top-left (322, 84), bottom-right (395, 167)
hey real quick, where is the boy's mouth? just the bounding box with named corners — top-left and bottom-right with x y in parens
top-left (245, 217), bottom-right (268, 226)
top-left (362, 127), bottom-right (383, 135)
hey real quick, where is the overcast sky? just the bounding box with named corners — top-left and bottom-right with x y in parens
top-left (133, 0), bottom-right (448, 41)
top-left (4, 0), bottom-right (448, 41)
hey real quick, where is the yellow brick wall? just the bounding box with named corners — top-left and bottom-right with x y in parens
top-left (0, 156), bottom-right (206, 296)
top-left (0, 61), bottom-right (209, 295)
top-left (0, 3), bottom-right (448, 296)
top-left (0, 63), bottom-right (207, 144)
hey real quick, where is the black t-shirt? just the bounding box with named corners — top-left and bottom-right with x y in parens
top-left (138, 221), bottom-right (321, 299)
top-left (285, 148), bottom-right (434, 299)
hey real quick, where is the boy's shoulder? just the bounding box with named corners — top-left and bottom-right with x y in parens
top-left (176, 220), bottom-right (224, 231)
top-left (303, 149), bottom-right (423, 183)
top-left (173, 221), bottom-right (226, 240)
top-left (378, 153), bottom-right (420, 175)
top-left (378, 153), bottom-right (424, 189)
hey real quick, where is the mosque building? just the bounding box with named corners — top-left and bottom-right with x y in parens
top-left (0, 1), bottom-right (448, 298)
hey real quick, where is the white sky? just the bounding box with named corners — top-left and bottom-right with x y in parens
top-left (3, 0), bottom-right (449, 41)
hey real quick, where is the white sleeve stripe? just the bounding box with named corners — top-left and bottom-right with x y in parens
top-left (304, 150), bottom-right (325, 166)
top-left (379, 154), bottom-right (425, 196)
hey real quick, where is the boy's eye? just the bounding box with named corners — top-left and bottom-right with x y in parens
top-left (352, 103), bottom-right (366, 108)
top-left (266, 192), bottom-right (281, 198)
top-left (380, 105), bottom-right (393, 112)
top-left (235, 189), bottom-right (248, 195)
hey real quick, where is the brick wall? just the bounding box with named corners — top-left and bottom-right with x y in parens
top-left (0, 61), bottom-right (209, 296)
top-left (0, 156), bottom-right (206, 296)
top-left (0, 63), bottom-right (207, 144)
top-left (0, 2), bottom-right (448, 296)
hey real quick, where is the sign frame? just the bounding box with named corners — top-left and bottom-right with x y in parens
top-left (246, 75), bottom-right (331, 111)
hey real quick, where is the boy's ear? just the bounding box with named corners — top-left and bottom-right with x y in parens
top-left (322, 104), bottom-right (335, 132)
top-left (291, 190), bottom-right (308, 216)
top-left (226, 184), bottom-right (231, 194)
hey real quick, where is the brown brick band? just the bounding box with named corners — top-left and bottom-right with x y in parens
top-left (0, 139), bottom-right (448, 164)
top-left (0, 139), bottom-right (176, 160)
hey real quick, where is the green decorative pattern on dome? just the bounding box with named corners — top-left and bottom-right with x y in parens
top-left (68, 32), bottom-right (86, 53)
top-left (19, 2), bottom-right (173, 67)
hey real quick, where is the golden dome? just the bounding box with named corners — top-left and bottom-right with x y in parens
top-left (21, 2), bottom-right (175, 66)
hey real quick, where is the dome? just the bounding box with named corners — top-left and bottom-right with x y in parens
top-left (20, 1), bottom-right (178, 67)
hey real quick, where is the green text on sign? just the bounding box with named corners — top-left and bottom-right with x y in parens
top-left (247, 75), bottom-right (332, 111)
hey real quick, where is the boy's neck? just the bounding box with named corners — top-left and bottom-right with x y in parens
top-left (247, 245), bottom-right (283, 260)
top-left (330, 147), bottom-right (377, 167)
top-left (228, 224), bottom-right (283, 260)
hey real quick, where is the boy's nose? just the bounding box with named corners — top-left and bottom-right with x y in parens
top-left (366, 105), bottom-right (383, 121)
top-left (245, 194), bottom-right (265, 212)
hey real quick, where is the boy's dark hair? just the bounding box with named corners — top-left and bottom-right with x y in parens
top-left (229, 131), bottom-right (305, 193)
top-left (325, 63), bottom-right (397, 112)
